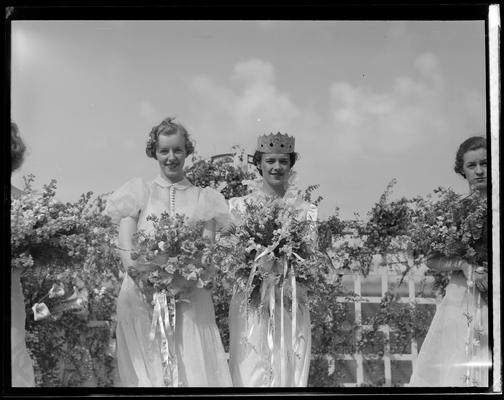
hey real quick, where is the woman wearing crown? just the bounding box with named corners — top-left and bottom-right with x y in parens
top-left (226, 132), bottom-right (317, 387)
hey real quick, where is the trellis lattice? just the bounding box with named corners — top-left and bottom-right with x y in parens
top-left (324, 264), bottom-right (440, 387)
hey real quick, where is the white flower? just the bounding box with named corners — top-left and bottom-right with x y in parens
top-left (158, 241), bottom-right (166, 251)
top-left (187, 271), bottom-right (198, 281)
top-left (32, 303), bottom-right (51, 321)
top-left (48, 283), bottom-right (65, 298)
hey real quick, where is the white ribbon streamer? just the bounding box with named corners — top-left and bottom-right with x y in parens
top-left (149, 291), bottom-right (178, 387)
top-left (280, 274), bottom-right (286, 386)
top-left (245, 247), bottom-right (305, 387)
top-left (267, 283), bottom-right (276, 386)
top-left (291, 263), bottom-right (297, 357)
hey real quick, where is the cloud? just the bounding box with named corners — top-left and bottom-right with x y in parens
top-left (187, 59), bottom-right (300, 154)
top-left (186, 54), bottom-right (454, 160)
top-left (183, 54), bottom-right (483, 219)
top-left (232, 59), bottom-right (275, 86)
top-left (328, 53), bottom-right (447, 155)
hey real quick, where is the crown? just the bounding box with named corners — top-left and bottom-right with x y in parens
top-left (256, 132), bottom-right (295, 153)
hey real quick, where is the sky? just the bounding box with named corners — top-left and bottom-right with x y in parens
top-left (10, 20), bottom-right (487, 220)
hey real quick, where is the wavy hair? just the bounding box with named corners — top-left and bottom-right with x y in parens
top-left (145, 117), bottom-right (195, 159)
top-left (11, 122), bottom-right (26, 171)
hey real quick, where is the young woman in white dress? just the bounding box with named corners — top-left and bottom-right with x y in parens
top-left (409, 136), bottom-right (490, 387)
top-left (10, 122), bottom-right (36, 387)
top-left (227, 133), bottom-right (317, 387)
top-left (105, 117), bottom-right (232, 387)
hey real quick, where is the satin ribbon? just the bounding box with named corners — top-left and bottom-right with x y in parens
top-left (149, 291), bottom-right (178, 387)
top-left (267, 280), bottom-right (276, 386)
top-left (464, 265), bottom-right (472, 385)
top-left (280, 260), bottom-right (287, 386)
top-left (244, 247), bottom-right (271, 347)
top-left (474, 291), bottom-right (482, 383)
top-left (246, 247), bottom-right (272, 292)
top-left (291, 264), bottom-right (298, 358)
top-left (464, 264), bottom-right (486, 386)
top-left (290, 251), bottom-right (304, 359)
top-left (245, 246), bottom-right (305, 387)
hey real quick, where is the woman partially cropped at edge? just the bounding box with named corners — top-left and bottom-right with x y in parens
top-left (409, 136), bottom-right (490, 387)
top-left (227, 132), bottom-right (317, 387)
top-left (10, 122), bottom-right (36, 387)
top-left (104, 117), bottom-right (232, 387)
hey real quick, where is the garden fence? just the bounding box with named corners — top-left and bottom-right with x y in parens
top-left (325, 262), bottom-right (440, 387)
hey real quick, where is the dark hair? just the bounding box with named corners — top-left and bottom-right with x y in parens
top-left (145, 117), bottom-right (195, 159)
top-left (252, 150), bottom-right (298, 176)
top-left (454, 136), bottom-right (487, 178)
top-left (11, 122), bottom-right (26, 171)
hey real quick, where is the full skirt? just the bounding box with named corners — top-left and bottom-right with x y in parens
top-left (115, 274), bottom-right (232, 387)
top-left (409, 272), bottom-right (490, 387)
top-left (229, 287), bottom-right (311, 387)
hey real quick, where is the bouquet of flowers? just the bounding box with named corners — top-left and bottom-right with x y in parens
top-left (407, 187), bottom-right (488, 300)
top-left (11, 175), bottom-right (121, 386)
top-left (128, 212), bottom-right (218, 301)
top-left (408, 187), bottom-right (487, 264)
top-left (214, 195), bottom-right (326, 308)
top-left (11, 175), bottom-right (119, 321)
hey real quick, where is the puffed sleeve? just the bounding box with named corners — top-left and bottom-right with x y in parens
top-left (227, 196), bottom-right (246, 225)
top-left (195, 187), bottom-right (233, 231)
top-left (103, 178), bottom-right (148, 224)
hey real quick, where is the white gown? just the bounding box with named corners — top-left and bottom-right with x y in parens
top-left (227, 173), bottom-right (317, 387)
top-left (105, 175), bottom-right (233, 387)
top-left (409, 270), bottom-right (489, 387)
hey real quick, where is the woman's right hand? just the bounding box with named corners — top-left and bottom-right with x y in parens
top-left (126, 252), bottom-right (169, 273)
top-left (425, 254), bottom-right (465, 273)
top-left (171, 272), bottom-right (197, 295)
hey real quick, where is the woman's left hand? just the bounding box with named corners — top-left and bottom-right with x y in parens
top-left (474, 267), bottom-right (488, 294)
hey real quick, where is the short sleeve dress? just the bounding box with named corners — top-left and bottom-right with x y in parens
top-left (227, 173), bottom-right (318, 387)
top-left (105, 175), bottom-right (233, 387)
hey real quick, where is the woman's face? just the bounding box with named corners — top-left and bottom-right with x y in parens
top-left (260, 153), bottom-right (291, 188)
top-left (462, 147), bottom-right (487, 193)
top-left (156, 132), bottom-right (187, 182)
